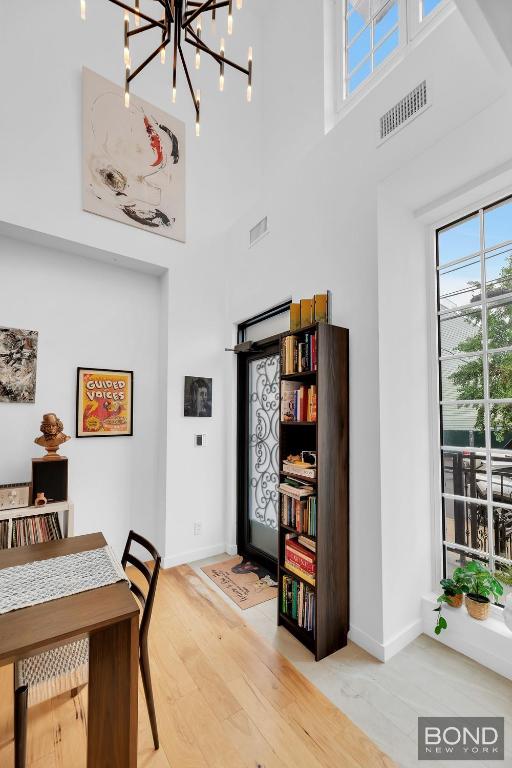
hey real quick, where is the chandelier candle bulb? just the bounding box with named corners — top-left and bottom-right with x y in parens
top-left (123, 12), bottom-right (130, 68)
top-left (237, 0), bottom-right (243, 9)
top-left (195, 20), bottom-right (201, 70)
top-left (219, 38), bottom-right (225, 91)
top-left (247, 46), bottom-right (252, 102)
top-left (80, 0), bottom-right (86, 21)
top-left (161, 46), bottom-right (166, 64)
top-left (195, 89), bottom-right (201, 137)
top-left (124, 69), bottom-right (130, 108)
top-left (172, 85), bottom-right (176, 103)
top-left (212, 5), bottom-right (216, 30)
top-left (228, 0), bottom-right (233, 35)
top-left (134, 0), bottom-right (140, 27)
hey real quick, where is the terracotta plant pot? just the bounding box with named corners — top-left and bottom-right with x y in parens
top-left (445, 593), bottom-right (463, 608)
top-left (34, 492), bottom-right (47, 507)
top-left (465, 593), bottom-right (490, 621)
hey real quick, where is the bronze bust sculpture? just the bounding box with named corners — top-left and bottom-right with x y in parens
top-left (34, 413), bottom-right (70, 460)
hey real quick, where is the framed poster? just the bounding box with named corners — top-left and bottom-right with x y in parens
top-left (0, 327), bottom-right (38, 403)
top-left (76, 368), bottom-right (133, 437)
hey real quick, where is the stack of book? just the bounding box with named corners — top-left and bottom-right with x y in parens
top-left (282, 574), bottom-right (316, 632)
top-left (0, 520), bottom-right (8, 550)
top-left (280, 494), bottom-right (317, 535)
top-left (11, 512), bottom-right (62, 547)
top-left (278, 477), bottom-right (315, 500)
top-left (284, 533), bottom-right (316, 586)
top-left (281, 332), bottom-right (317, 374)
top-left (281, 382), bottom-right (317, 422)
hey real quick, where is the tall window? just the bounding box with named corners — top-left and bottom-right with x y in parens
top-left (344, 0), bottom-right (400, 96)
top-left (436, 196), bottom-right (512, 594)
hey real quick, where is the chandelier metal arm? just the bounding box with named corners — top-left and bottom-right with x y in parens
top-left (184, 26), bottom-right (249, 75)
top-left (127, 35), bottom-right (171, 82)
top-left (107, 0), bottom-right (166, 29)
top-left (178, 44), bottom-right (199, 117)
top-left (182, 0), bottom-right (215, 28)
top-left (127, 21), bottom-right (160, 37)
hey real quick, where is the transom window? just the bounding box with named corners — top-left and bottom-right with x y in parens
top-left (345, 0), bottom-right (400, 96)
top-left (436, 196), bottom-right (512, 595)
top-left (342, 0), bottom-right (448, 99)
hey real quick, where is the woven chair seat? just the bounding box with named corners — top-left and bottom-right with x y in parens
top-left (15, 639), bottom-right (89, 707)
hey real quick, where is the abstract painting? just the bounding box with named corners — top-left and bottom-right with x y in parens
top-left (76, 368), bottom-right (133, 437)
top-left (0, 327), bottom-right (38, 403)
top-left (184, 376), bottom-right (212, 417)
top-left (82, 67), bottom-right (185, 241)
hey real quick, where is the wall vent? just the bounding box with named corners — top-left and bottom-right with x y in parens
top-left (379, 81), bottom-right (428, 142)
top-left (249, 216), bottom-right (268, 247)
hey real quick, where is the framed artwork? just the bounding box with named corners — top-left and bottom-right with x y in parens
top-left (76, 368), bottom-right (133, 437)
top-left (0, 327), bottom-right (38, 403)
top-left (184, 376), bottom-right (212, 417)
top-left (82, 67), bottom-right (186, 242)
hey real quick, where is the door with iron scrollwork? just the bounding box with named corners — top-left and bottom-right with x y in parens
top-left (237, 339), bottom-right (280, 571)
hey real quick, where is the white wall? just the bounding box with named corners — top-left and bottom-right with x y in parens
top-left (220, 0), bottom-right (512, 659)
top-left (0, 236), bottom-right (162, 557)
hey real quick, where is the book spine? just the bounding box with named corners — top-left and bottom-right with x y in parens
top-left (286, 549), bottom-right (315, 573)
top-left (284, 561), bottom-right (316, 586)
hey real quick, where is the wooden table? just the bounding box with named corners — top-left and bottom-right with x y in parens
top-left (0, 532), bottom-right (139, 768)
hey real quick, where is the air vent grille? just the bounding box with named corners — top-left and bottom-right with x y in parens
top-left (379, 81), bottom-right (428, 141)
top-left (249, 216), bottom-right (268, 247)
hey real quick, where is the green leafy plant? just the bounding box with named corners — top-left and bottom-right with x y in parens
top-left (495, 565), bottom-right (512, 587)
top-left (460, 561), bottom-right (504, 602)
top-left (433, 562), bottom-right (503, 634)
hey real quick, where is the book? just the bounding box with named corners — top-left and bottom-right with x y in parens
top-left (10, 512), bottom-right (62, 548)
top-left (298, 535), bottom-right (316, 553)
top-left (290, 303), bottom-right (301, 331)
top-left (300, 299), bottom-right (313, 327)
top-left (282, 461), bottom-right (316, 479)
top-left (281, 381), bottom-right (299, 421)
top-left (284, 559), bottom-right (316, 586)
top-left (314, 293), bottom-right (328, 323)
top-left (279, 482), bottom-right (314, 499)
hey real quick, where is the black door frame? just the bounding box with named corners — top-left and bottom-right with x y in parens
top-left (236, 334), bottom-right (282, 575)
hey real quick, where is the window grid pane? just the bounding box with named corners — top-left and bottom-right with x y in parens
top-left (344, 0), bottom-right (399, 96)
top-left (437, 196), bottom-right (512, 591)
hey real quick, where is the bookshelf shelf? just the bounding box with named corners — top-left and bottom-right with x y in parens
top-left (278, 612), bottom-right (316, 652)
top-left (279, 523), bottom-right (316, 538)
top-left (280, 421), bottom-right (316, 427)
top-left (281, 371), bottom-right (317, 381)
top-left (0, 501), bottom-right (74, 549)
top-left (278, 322), bottom-right (349, 662)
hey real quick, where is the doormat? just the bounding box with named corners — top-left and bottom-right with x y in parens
top-left (201, 556), bottom-right (277, 610)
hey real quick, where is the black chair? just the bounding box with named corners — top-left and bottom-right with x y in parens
top-left (121, 529), bottom-right (161, 750)
top-left (14, 530), bottom-right (161, 767)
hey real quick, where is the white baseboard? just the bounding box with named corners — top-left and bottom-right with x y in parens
top-left (349, 624), bottom-right (385, 661)
top-left (162, 542), bottom-right (227, 569)
top-left (349, 618), bottom-right (423, 662)
top-left (422, 594), bottom-right (512, 680)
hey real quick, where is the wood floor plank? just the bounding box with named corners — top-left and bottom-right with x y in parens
top-left (0, 562), bottom-right (394, 768)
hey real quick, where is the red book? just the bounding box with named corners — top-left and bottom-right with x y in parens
top-left (286, 539), bottom-right (315, 563)
top-left (285, 549), bottom-right (316, 574)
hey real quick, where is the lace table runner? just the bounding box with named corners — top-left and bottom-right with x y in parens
top-left (0, 545), bottom-right (128, 614)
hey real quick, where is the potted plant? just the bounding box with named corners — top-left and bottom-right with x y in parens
top-left (462, 561), bottom-right (503, 621)
top-left (438, 576), bottom-right (466, 608)
top-left (433, 572), bottom-right (467, 634)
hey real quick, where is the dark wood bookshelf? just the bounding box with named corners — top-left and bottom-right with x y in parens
top-left (278, 322), bottom-right (349, 661)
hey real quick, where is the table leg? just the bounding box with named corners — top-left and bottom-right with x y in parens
top-left (87, 615), bottom-right (138, 767)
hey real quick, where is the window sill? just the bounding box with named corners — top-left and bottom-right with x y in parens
top-left (421, 593), bottom-right (512, 680)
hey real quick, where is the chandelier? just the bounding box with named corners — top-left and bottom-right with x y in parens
top-left (80, 0), bottom-right (253, 136)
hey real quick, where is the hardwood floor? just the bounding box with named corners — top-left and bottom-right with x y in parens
top-left (0, 564), bottom-right (394, 768)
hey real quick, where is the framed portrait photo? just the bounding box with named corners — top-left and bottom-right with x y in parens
top-left (184, 376), bottom-right (212, 417)
top-left (76, 368), bottom-right (133, 437)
